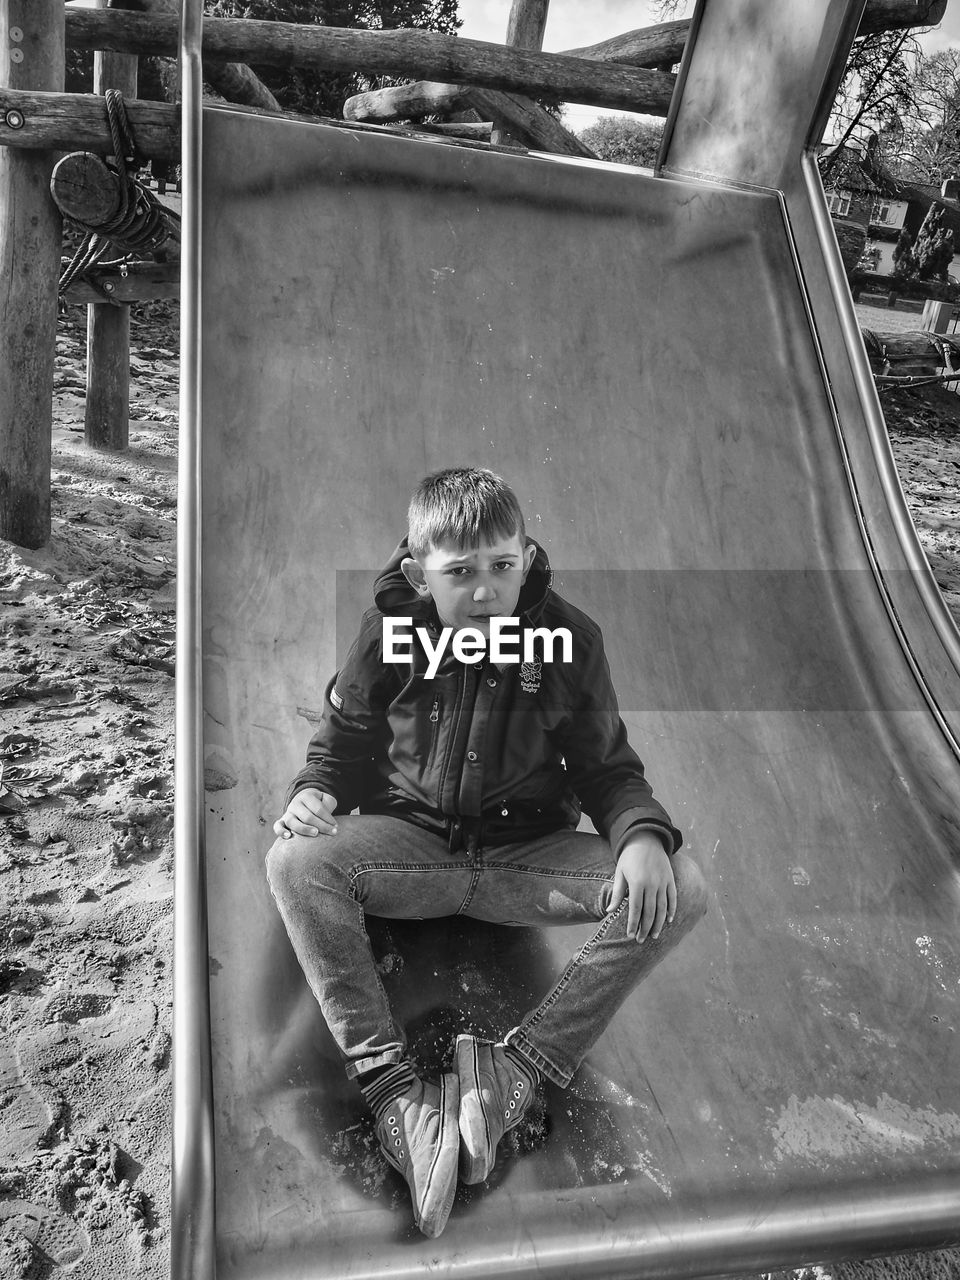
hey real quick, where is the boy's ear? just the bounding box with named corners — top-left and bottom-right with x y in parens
top-left (521, 542), bottom-right (537, 578)
top-left (401, 556), bottom-right (431, 597)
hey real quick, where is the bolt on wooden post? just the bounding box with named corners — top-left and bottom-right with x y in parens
top-left (85, 0), bottom-right (137, 452)
top-left (0, 0), bottom-right (64, 549)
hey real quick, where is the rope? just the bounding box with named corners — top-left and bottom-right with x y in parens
top-left (58, 90), bottom-right (179, 300)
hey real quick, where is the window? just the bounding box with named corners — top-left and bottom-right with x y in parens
top-left (873, 200), bottom-right (897, 226)
top-left (827, 190), bottom-right (852, 216)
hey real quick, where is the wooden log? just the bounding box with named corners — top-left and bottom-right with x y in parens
top-left (562, 1), bottom-right (948, 68)
top-left (86, 1), bottom-right (134, 452)
top-left (856, 0), bottom-right (947, 37)
top-left (463, 88), bottom-right (595, 157)
top-left (342, 79), bottom-right (593, 155)
top-left (563, 21), bottom-right (690, 70)
top-left (505, 0), bottom-right (550, 50)
top-left (2, 87), bottom-right (535, 159)
top-left (86, 303), bottom-right (130, 449)
top-left (51, 151), bottom-right (181, 257)
top-left (0, 0), bottom-right (63, 550)
top-left (63, 9), bottom-right (678, 115)
top-left (861, 327), bottom-right (960, 368)
top-left (338, 0), bottom-right (952, 128)
top-left (204, 57), bottom-right (281, 112)
top-left (62, 0), bottom-right (949, 79)
top-left (344, 80), bottom-right (469, 123)
top-left (413, 120), bottom-right (491, 140)
top-left (491, 0), bottom-right (550, 148)
top-left (60, 258), bottom-right (178, 303)
top-left (0, 88), bottom-right (180, 158)
top-left (122, 0), bottom-right (281, 112)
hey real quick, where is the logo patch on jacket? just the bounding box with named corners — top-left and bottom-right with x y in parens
top-left (330, 687), bottom-right (344, 711)
top-left (519, 658), bottom-right (542, 694)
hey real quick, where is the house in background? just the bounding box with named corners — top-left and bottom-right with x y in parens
top-left (821, 139), bottom-right (960, 278)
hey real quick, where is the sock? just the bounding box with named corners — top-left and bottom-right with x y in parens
top-left (502, 1043), bottom-right (541, 1089)
top-left (359, 1061), bottom-right (417, 1120)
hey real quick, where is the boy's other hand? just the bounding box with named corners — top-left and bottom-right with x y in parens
top-left (609, 832), bottom-right (676, 942)
top-left (274, 789), bottom-right (338, 839)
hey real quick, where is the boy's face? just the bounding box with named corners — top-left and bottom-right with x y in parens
top-left (402, 533), bottom-right (537, 632)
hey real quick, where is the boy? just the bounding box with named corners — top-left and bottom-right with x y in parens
top-left (267, 467), bottom-right (707, 1237)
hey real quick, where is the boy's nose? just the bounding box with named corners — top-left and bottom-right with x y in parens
top-left (473, 582), bottom-right (496, 602)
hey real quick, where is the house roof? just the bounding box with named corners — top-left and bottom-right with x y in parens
top-left (819, 141), bottom-right (960, 237)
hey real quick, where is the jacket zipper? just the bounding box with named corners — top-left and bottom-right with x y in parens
top-left (428, 696), bottom-right (441, 766)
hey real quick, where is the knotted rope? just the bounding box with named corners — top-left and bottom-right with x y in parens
top-left (58, 90), bottom-right (178, 301)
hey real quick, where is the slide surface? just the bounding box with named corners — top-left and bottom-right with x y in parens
top-left (191, 99), bottom-right (960, 1277)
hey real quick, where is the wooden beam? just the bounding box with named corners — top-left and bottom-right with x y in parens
top-left (62, 0), bottom-right (949, 79)
top-left (60, 258), bottom-right (179, 304)
top-left (341, 0), bottom-right (950, 129)
top-left (505, 0), bottom-right (550, 50)
top-left (3, 87), bottom-right (551, 159)
top-left (61, 259), bottom-right (179, 303)
top-left (863, 328), bottom-right (960, 364)
top-left (0, 0), bottom-right (64, 549)
top-left (0, 88), bottom-right (180, 159)
top-left (122, 0), bottom-right (281, 112)
top-left (463, 87), bottom-right (595, 157)
top-left (415, 120), bottom-right (491, 140)
top-left (343, 81), bottom-right (470, 124)
top-left (562, 2), bottom-right (948, 69)
top-left (856, 0), bottom-right (947, 36)
top-left (63, 10), bottom-right (678, 115)
top-left (86, 0), bottom-right (135, 453)
top-left (491, 0), bottom-right (550, 148)
top-left (343, 81), bottom-right (596, 157)
top-left (563, 22), bottom-right (690, 70)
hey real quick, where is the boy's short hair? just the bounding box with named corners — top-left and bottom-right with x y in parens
top-left (407, 467), bottom-right (526, 559)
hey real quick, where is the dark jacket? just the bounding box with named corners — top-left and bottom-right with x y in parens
top-left (286, 539), bottom-right (682, 856)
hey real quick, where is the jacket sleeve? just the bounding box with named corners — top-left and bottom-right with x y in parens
top-left (284, 611), bottom-right (393, 815)
top-left (560, 626), bottom-right (682, 856)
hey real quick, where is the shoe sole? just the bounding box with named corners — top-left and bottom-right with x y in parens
top-left (415, 1071), bottom-right (461, 1238)
top-left (456, 1034), bottom-right (493, 1185)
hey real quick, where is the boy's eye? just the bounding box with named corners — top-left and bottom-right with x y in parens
top-left (492, 561), bottom-right (515, 572)
top-left (447, 566), bottom-right (472, 577)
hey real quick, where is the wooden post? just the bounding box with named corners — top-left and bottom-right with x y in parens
top-left (491, 0), bottom-right (550, 148)
top-left (85, 0), bottom-right (137, 451)
top-left (0, 0), bottom-right (63, 549)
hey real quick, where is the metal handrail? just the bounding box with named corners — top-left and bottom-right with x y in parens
top-left (171, 0), bottom-right (216, 1277)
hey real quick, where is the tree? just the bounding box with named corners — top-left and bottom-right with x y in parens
top-left (893, 48), bottom-right (960, 185)
top-left (578, 116), bottom-right (663, 169)
top-left (204, 0), bottom-right (461, 119)
top-left (892, 225), bottom-right (915, 276)
top-left (822, 28), bottom-right (922, 184)
top-left (913, 202), bottom-right (955, 279)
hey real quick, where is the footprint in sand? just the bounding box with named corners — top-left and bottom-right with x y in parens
top-left (0, 1045), bottom-right (56, 1162)
top-left (0, 1199), bottom-right (89, 1274)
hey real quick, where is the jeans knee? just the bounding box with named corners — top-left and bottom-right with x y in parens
top-left (672, 851), bottom-right (708, 924)
top-left (265, 832), bottom-right (321, 902)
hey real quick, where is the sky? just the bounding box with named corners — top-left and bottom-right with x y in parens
top-left (455, 0), bottom-right (960, 134)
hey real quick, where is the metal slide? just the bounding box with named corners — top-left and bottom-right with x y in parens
top-left (173, 1), bottom-right (960, 1276)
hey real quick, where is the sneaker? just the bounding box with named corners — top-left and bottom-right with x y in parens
top-left (455, 1034), bottom-right (539, 1184)
top-left (374, 1073), bottom-right (460, 1237)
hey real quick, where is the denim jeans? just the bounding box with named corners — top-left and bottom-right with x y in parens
top-left (265, 815), bottom-right (707, 1088)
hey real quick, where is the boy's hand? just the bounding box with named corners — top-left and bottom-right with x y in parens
top-left (274, 788), bottom-right (338, 839)
top-left (608, 832), bottom-right (676, 942)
